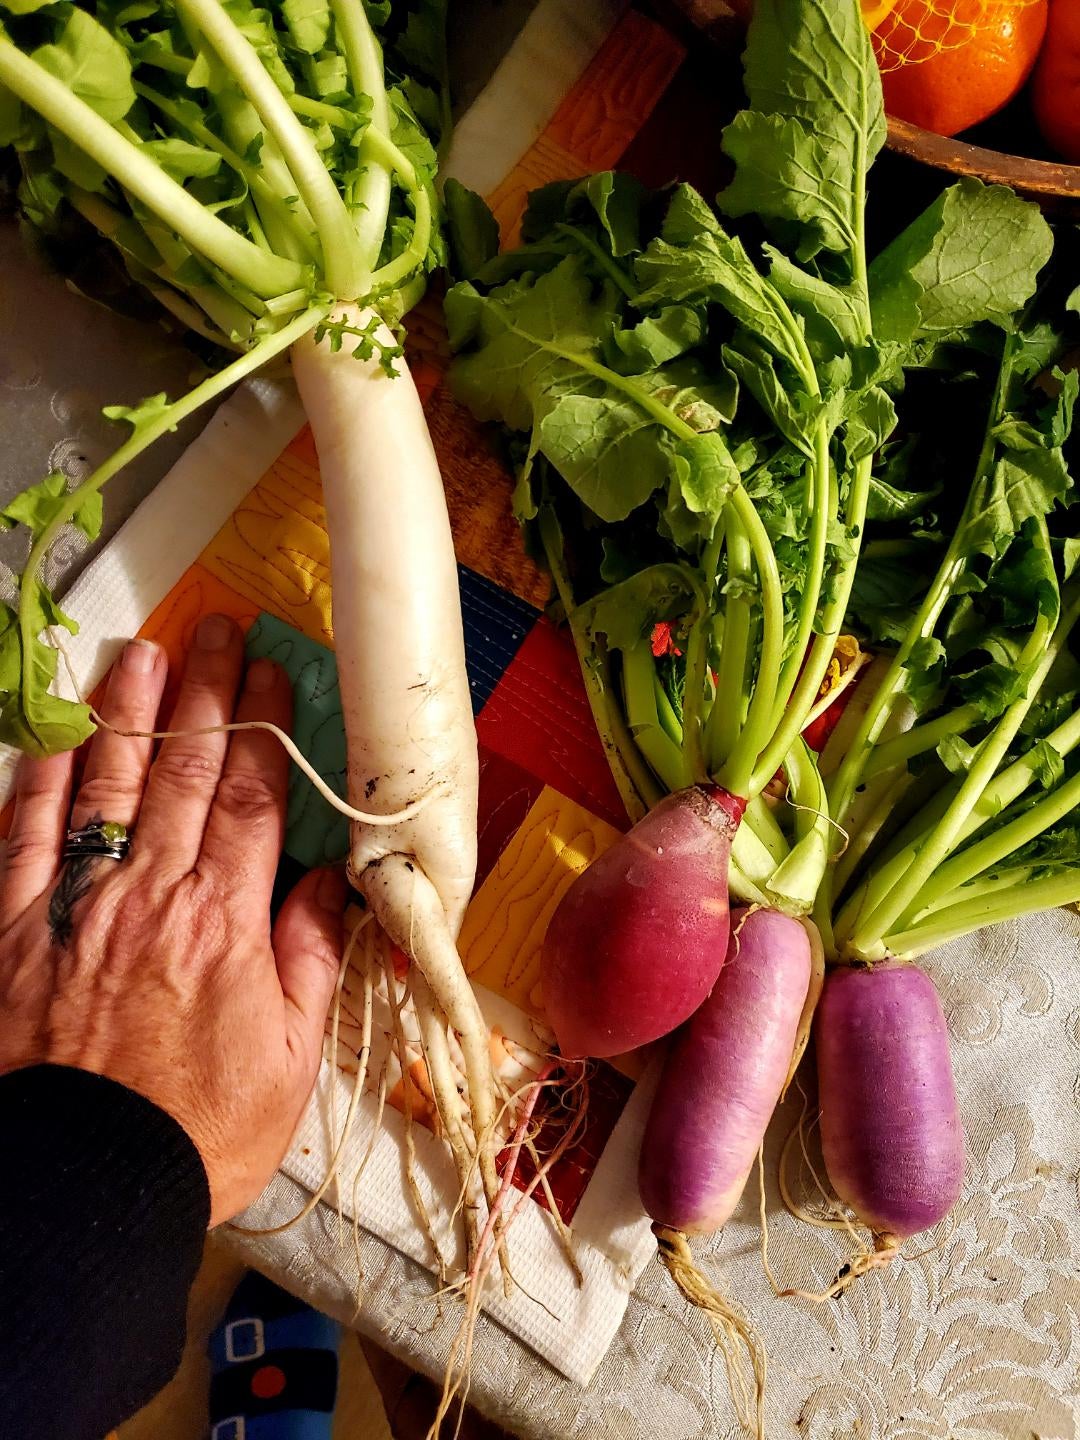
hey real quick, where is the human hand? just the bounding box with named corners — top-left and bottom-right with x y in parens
top-left (0, 615), bottom-right (347, 1225)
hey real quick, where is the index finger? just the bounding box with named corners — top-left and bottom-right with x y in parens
top-left (69, 639), bottom-right (167, 830)
top-left (0, 751), bottom-right (74, 932)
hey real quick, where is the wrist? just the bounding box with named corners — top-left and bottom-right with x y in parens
top-left (0, 1064), bottom-right (211, 1435)
top-left (1, 1062), bottom-right (211, 1230)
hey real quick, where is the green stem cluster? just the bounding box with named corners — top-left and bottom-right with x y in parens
top-left (514, 319), bottom-right (870, 914)
top-left (819, 332), bottom-right (1080, 960)
top-left (509, 319), bottom-right (830, 813)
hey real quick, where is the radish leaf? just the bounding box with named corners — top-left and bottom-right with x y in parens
top-left (444, 178), bottom-right (498, 281)
top-left (870, 179), bottom-right (1053, 347)
top-left (32, 9), bottom-right (134, 124)
top-left (0, 581), bottom-right (93, 756)
top-left (718, 0), bottom-right (884, 269)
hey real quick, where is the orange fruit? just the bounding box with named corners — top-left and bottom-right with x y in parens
top-left (863, 0), bottom-right (902, 25)
top-left (1031, 0), bottom-right (1080, 161)
top-left (874, 0), bottom-right (1048, 136)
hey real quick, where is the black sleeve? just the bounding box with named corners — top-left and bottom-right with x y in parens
top-left (0, 1064), bottom-right (211, 1440)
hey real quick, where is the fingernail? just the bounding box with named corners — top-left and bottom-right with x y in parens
top-left (247, 658), bottom-right (277, 693)
top-left (196, 614), bottom-right (232, 651)
top-left (316, 868), bottom-right (346, 912)
top-left (121, 638), bottom-right (160, 675)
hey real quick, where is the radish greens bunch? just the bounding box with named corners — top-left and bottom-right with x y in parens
top-left (0, 0), bottom-right (445, 752)
top-left (447, 0), bottom-right (1052, 916)
top-left (824, 309), bottom-right (1080, 960)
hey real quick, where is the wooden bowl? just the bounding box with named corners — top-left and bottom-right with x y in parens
top-left (886, 116), bottom-right (1080, 216)
top-left (651, 0), bottom-right (1080, 217)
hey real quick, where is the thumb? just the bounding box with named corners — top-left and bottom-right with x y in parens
top-left (272, 866), bottom-right (348, 1053)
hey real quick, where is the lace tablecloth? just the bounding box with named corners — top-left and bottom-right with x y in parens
top-left (227, 907), bottom-right (1080, 1440)
top-left (3, 2), bottom-right (1079, 1432)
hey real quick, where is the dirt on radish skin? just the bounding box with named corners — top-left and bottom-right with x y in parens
top-left (292, 307), bottom-right (479, 937)
top-left (816, 962), bottom-right (965, 1241)
top-left (639, 907), bottom-right (812, 1233)
top-left (541, 785), bottom-right (745, 1059)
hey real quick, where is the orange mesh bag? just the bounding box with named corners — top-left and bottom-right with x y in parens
top-left (871, 0), bottom-right (1048, 133)
top-left (873, 0), bottom-right (1042, 72)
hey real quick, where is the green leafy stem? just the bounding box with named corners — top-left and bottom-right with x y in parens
top-left (838, 573), bottom-right (1069, 957)
top-left (546, 312), bottom-right (868, 816)
top-left (0, 33), bottom-right (305, 298)
top-left (7, 305), bottom-right (327, 754)
top-left (819, 331), bottom-right (1080, 959)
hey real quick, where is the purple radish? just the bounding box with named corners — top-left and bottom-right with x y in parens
top-left (816, 962), bottom-right (964, 1243)
top-left (636, 906), bottom-right (811, 1440)
top-left (639, 906), bottom-right (812, 1232)
top-left (542, 785), bottom-right (745, 1059)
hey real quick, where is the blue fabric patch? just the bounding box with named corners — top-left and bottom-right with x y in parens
top-left (458, 565), bottom-right (538, 714)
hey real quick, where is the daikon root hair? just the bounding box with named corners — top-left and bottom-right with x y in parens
top-left (497, 1061), bottom-right (586, 1288)
top-left (483, 1062), bottom-right (555, 1296)
top-left (428, 1061), bottom-right (590, 1440)
top-left (653, 1225), bottom-right (766, 1440)
top-left (359, 854), bottom-right (504, 1277)
top-left (383, 936), bottom-right (449, 1283)
top-left (483, 1057), bottom-right (590, 1294)
top-left (349, 1060), bottom-right (389, 1323)
top-left (429, 1067), bottom-right (553, 1306)
top-left (54, 633), bottom-right (446, 825)
top-left (426, 1071), bottom-right (550, 1440)
top-left (330, 912), bottom-right (372, 1232)
top-left (410, 968), bottom-right (482, 1274)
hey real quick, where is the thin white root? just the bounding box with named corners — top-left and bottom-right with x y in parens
top-left (766, 1094), bottom-right (901, 1302)
top-left (778, 1235), bottom-right (900, 1303)
top-left (330, 914), bottom-right (372, 1231)
top-left (757, 1144), bottom-right (784, 1299)
top-left (778, 1085), bottom-right (855, 1232)
top-left (383, 941), bottom-right (449, 1283)
top-left (54, 633), bottom-right (445, 826)
top-left (781, 918), bottom-right (826, 1100)
top-left (480, 1063), bottom-right (553, 1289)
top-left (428, 1063), bottom-right (578, 1440)
top-left (411, 969), bottom-right (481, 1275)
top-left (496, 1068), bottom-right (585, 1287)
top-left (359, 855), bottom-right (505, 1276)
top-left (501, 1059), bottom-right (590, 1257)
top-left (349, 1061), bottom-right (389, 1322)
top-left (653, 1225), bottom-right (766, 1440)
top-left (519, 1134), bottom-right (583, 1288)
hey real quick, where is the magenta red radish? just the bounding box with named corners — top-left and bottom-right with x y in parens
top-left (816, 962), bottom-right (965, 1242)
top-left (639, 907), bottom-right (812, 1234)
top-left (541, 785), bottom-right (745, 1059)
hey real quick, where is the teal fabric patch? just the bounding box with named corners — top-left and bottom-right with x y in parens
top-left (246, 613), bottom-right (348, 868)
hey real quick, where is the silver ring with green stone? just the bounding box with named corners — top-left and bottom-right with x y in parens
top-left (62, 820), bottom-right (131, 863)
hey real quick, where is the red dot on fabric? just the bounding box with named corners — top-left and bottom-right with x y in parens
top-left (250, 1365), bottom-right (287, 1400)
